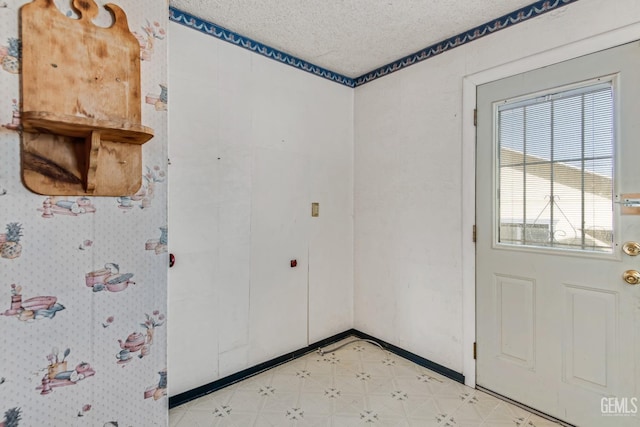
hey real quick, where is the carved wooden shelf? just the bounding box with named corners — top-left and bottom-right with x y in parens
top-left (19, 0), bottom-right (154, 196)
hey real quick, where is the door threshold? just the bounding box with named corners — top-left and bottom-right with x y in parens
top-left (476, 385), bottom-right (576, 427)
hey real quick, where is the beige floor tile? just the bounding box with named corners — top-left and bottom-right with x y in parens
top-left (175, 408), bottom-right (220, 427)
top-left (399, 417), bottom-right (441, 427)
top-left (168, 336), bottom-right (561, 427)
top-left (526, 413), bottom-right (564, 426)
top-left (168, 406), bottom-right (187, 427)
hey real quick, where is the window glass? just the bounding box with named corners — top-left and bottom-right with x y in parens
top-left (497, 84), bottom-right (614, 252)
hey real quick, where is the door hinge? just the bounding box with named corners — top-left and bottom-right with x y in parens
top-left (473, 342), bottom-right (477, 359)
top-left (473, 108), bottom-right (477, 126)
top-left (472, 225), bottom-right (476, 243)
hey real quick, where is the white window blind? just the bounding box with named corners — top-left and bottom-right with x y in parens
top-left (497, 83), bottom-right (614, 252)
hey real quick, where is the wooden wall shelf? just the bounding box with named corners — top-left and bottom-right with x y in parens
top-left (21, 112), bottom-right (154, 145)
top-left (19, 0), bottom-right (154, 196)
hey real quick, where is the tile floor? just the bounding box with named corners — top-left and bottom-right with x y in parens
top-left (169, 337), bottom-right (562, 427)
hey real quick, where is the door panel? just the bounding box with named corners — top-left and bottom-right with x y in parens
top-left (476, 41), bottom-right (640, 426)
top-left (495, 274), bottom-right (535, 369)
top-left (563, 285), bottom-right (617, 392)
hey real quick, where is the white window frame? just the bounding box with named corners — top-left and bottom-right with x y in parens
top-left (490, 75), bottom-right (619, 260)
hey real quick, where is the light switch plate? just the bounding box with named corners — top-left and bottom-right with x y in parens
top-left (311, 202), bottom-right (319, 217)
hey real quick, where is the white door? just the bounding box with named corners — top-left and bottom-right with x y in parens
top-left (476, 41), bottom-right (640, 426)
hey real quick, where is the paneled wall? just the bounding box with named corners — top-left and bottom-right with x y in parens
top-left (168, 22), bottom-right (354, 396)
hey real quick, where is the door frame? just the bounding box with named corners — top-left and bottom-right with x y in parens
top-left (461, 23), bottom-right (640, 389)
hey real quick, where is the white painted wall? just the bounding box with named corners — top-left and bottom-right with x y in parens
top-left (354, 0), bottom-right (640, 382)
top-left (168, 22), bottom-right (354, 396)
top-left (168, 0), bottom-right (640, 397)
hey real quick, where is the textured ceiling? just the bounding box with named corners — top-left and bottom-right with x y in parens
top-left (168, 0), bottom-right (537, 78)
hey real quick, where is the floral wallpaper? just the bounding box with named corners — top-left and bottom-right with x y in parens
top-left (0, 1), bottom-right (168, 426)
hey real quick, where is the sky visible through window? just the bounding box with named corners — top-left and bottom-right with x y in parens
top-left (498, 87), bottom-right (613, 178)
top-left (497, 84), bottom-right (614, 251)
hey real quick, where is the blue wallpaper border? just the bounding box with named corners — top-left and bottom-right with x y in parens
top-left (168, 7), bottom-right (357, 88)
top-left (169, 0), bottom-right (579, 88)
top-left (354, 0), bottom-right (578, 86)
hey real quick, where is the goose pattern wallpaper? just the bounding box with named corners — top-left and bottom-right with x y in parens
top-left (0, 0), bottom-right (168, 425)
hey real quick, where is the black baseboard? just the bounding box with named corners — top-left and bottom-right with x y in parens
top-left (169, 328), bottom-right (464, 409)
top-left (350, 329), bottom-right (465, 384)
top-left (169, 329), bottom-right (357, 408)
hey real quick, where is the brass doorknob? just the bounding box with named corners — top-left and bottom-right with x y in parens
top-left (623, 270), bottom-right (640, 285)
top-left (623, 241), bottom-right (640, 256)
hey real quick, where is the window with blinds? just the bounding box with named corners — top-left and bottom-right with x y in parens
top-left (497, 82), bottom-right (614, 252)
